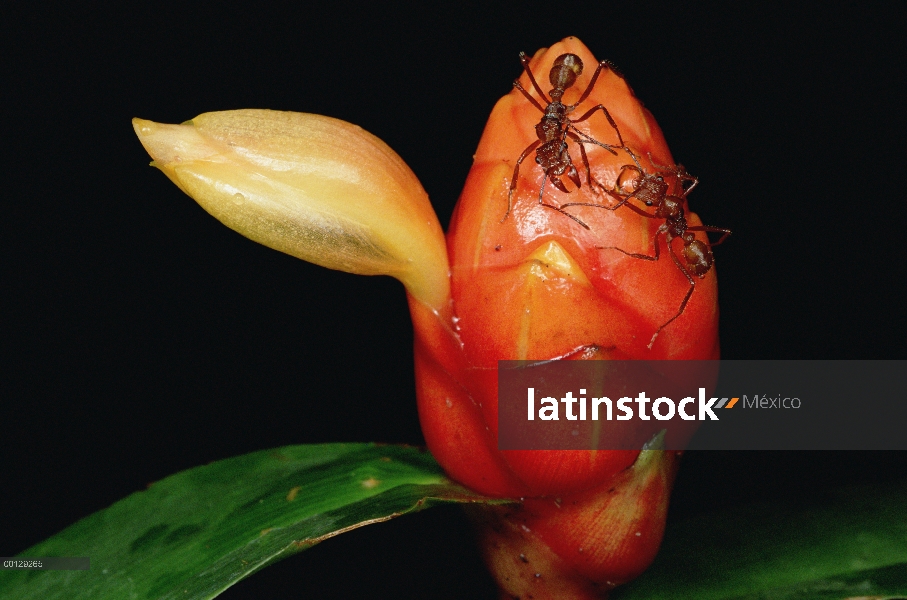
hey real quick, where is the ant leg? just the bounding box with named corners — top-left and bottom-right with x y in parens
top-left (681, 174), bottom-right (699, 197)
top-left (687, 225), bottom-right (732, 247)
top-left (503, 139), bottom-right (543, 223)
top-left (597, 233), bottom-right (697, 348)
top-left (565, 132), bottom-right (617, 197)
top-left (530, 343), bottom-right (615, 365)
top-left (647, 153), bottom-right (674, 171)
top-left (514, 80), bottom-right (548, 113)
top-left (649, 284), bottom-right (695, 349)
top-left (563, 189), bottom-right (660, 216)
top-left (571, 59), bottom-right (621, 107)
top-left (646, 247), bottom-right (697, 348)
top-left (572, 128), bottom-right (619, 152)
top-left (518, 52), bottom-right (551, 106)
top-left (578, 140), bottom-right (593, 187)
top-left (565, 155), bottom-right (582, 190)
top-left (571, 105), bottom-right (625, 147)
top-left (570, 135), bottom-right (596, 188)
top-left (646, 153), bottom-right (699, 196)
top-left (540, 206), bottom-right (591, 230)
top-left (596, 230), bottom-right (663, 261)
top-left (569, 128), bottom-right (618, 156)
top-left (537, 172), bottom-right (591, 230)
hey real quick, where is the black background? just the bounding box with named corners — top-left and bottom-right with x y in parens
top-left (4, 3), bottom-right (905, 598)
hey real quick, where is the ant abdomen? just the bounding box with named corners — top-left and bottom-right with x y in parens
top-left (682, 236), bottom-right (714, 277)
top-left (549, 54), bottom-right (583, 91)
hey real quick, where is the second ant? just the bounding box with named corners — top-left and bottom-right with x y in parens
top-left (564, 150), bottom-right (731, 348)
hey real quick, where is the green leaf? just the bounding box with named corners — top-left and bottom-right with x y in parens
top-left (0, 443), bottom-right (507, 600)
top-left (613, 480), bottom-right (907, 600)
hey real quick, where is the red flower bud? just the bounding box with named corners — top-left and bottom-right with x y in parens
top-left (409, 37), bottom-right (721, 597)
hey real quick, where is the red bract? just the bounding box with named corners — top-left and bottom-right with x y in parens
top-left (409, 37), bottom-right (720, 597)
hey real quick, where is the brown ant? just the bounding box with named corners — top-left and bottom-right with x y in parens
top-left (503, 52), bottom-right (626, 230)
top-left (570, 151), bottom-right (731, 348)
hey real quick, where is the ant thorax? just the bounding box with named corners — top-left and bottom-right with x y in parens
top-left (656, 196), bottom-right (682, 220)
top-left (535, 117), bottom-right (564, 147)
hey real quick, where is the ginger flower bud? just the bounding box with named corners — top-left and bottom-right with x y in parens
top-left (411, 37), bottom-right (722, 598)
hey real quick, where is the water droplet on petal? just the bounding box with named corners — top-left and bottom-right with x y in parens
top-left (232, 192), bottom-right (246, 205)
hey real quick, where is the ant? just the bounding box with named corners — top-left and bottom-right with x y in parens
top-left (503, 52), bottom-right (626, 230)
top-left (569, 150), bottom-right (731, 348)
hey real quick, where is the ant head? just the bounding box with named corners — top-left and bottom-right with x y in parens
top-left (549, 54), bottom-right (583, 91)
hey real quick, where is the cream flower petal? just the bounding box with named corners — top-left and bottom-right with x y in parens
top-left (134, 109), bottom-right (450, 311)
